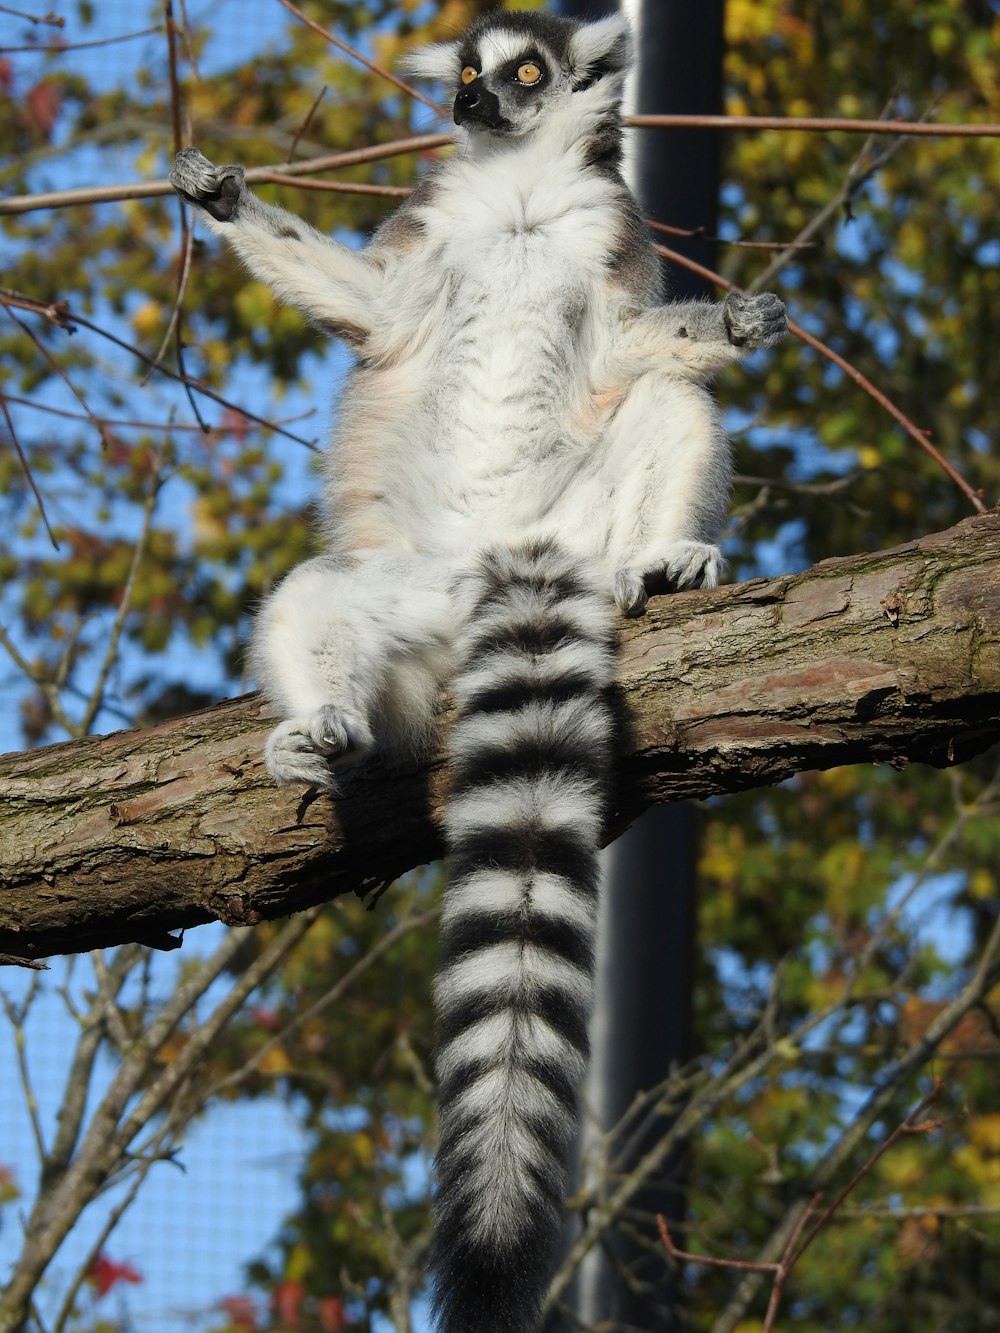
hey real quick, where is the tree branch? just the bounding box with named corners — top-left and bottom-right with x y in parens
top-left (1, 512), bottom-right (998, 963)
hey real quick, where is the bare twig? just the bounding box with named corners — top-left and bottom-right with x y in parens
top-left (0, 980), bottom-right (47, 1162)
top-left (142, 201), bottom-right (195, 379)
top-left (629, 112), bottom-right (1000, 137)
top-left (1, 302), bottom-right (110, 448)
top-left (0, 4), bottom-right (63, 25)
top-left (0, 392), bottom-right (315, 433)
top-left (274, 0), bottom-right (446, 118)
top-left (0, 288), bottom-right (317, 449)
top-left (256, 173), bottom-right (411, 197)
top-left (0, 388), bottom-right (59, 549)
top-left (645, 216), bottom-right (818, 253)
top-left (0, 24), bottom-right (161, 55)
top-left (286, 84), bottom-right (328, 162)
top-left (76, 463), bottom-right (163, 737)
top-left (785, 1086), bottom-right (944, 1272)
top-left (0, 133), bottom-right (452, 215)
top-left (0, 623), bottom-right (79, 738)
top-left (788, 316), bottom-right (988, 513)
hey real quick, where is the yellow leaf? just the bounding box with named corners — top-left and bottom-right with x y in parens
top-left (132, 301), bottom-right (163, 340)
top-left (969, 868), bottom-right (995, 900)
top-left (969, 1112), bottom-right (1000, 1154)
top-left (258, 1044), bottom-right (293, 1076)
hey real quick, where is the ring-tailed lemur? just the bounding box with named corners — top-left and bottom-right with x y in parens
top-left (171, 10), bottom-right (785, 1331)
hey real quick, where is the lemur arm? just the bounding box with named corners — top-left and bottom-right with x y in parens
top-left (170, 148), bottom-right (384, 344)
top-left (623, 291), bottom-right (787, 382)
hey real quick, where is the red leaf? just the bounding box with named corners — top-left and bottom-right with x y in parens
top-left (251, 1005), bottom-right (280, 1031)
top-left (318, 1296), bottom-right (347, 1332)
top-left (24, 79), bottom-right (61, 137)
top-left (85, 1253), bottom-right (142, 1299)
top-left (220, 407), bottom-right (254, 443)
top-left (270, 1279), bottom-right (306, 1329)
top-left (219, 1294), bottom-right (259, 1332)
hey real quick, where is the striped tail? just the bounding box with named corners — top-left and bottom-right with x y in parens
top-left (431, 538), bottom-right (616, 1333)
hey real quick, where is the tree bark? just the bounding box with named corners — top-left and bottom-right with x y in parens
top-left (1, 512), bottom-right (998, 963)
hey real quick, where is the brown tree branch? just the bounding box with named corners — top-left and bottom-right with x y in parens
top-left (0, 512), bottom-right (998, 963)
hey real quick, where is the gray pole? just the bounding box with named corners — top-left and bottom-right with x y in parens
top-left (558, 1), bottom-right (724, 1327)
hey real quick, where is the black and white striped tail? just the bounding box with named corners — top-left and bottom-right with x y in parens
top-left (432, 538), bottom-right (616, 1333)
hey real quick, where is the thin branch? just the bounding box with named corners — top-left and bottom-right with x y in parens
top-left (0, 388), bottom-right (59, 550)
top-left (0, 288), bottom-right (317, 449)
top-left (286, 84), bottom-right (328, 162)
top-left (650, 241), bottom-right (989, 515)
top-left (851, 757), bottom-right (1000, 980)
top-left (787, 1085), bottom-right (944, 1273)
top-left (835, 1204), bottom-right (1000, 1221)
top-left (0, 392), bottom-right (315, 433)
top-left (644, 216), bottom-right (818, 253)
top-left (273, 0), bottom-right (446, 118)
top-left (629, 112), bottom-right (1000, 137)
top-left (76, 463), bottom-right (163, 737)
top-left (1, 302), bottom-right (110, 448)
top-left (0, 622), bottom-right (79, 738)
top-left (0, 133), bottom-right (452, 214)
top-left (788, 315), bottom-right (988, 513)
top-left (256, 173), bottom-right (411, 197)
top-left (0, 981), bottom-right (47, 1163)
top-left (47, 948), bottom-right (142, 1178)
top-left (0, 24), bottom-right (161, 55)
top-left (0, 4), bottom-right (63, 25)
top-left (141, 202), bottom-right (195, 380)
top-left (164, 1), bottom-right (182, 155)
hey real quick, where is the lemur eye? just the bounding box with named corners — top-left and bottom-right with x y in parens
top-left (461, 66), bottom-right (479, 85)
top-left (517, 62), bottom-right (542, 85)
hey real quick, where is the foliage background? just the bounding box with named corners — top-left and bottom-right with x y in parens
top-left (1, 0), bottom-right (999, 1330)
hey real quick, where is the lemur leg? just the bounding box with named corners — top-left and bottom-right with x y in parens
top-left (623, 291), bottom-right (786, 383)
top-left (169, 148), bottom-right (383, 340)
top-left (250, 551), bottom-right (456, 789)
top-left (592, 372), bottom-right (733, 617)
top-left (594, 292), bottom-right (785, 615)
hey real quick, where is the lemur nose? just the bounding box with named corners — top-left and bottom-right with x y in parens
top-left (456, 87), bottom-right (482, 113)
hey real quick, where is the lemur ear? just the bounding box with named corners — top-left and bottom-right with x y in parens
top-left (567, 15), bottom-right (633, 89)
top-left (400, 39), bottom-right (461, 83)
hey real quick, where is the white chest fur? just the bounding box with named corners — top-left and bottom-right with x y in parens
top-left (370, 144), bottom-right (624, 544)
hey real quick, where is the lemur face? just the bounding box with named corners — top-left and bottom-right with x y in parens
top-left (404, 12), bottom-right (631, 141)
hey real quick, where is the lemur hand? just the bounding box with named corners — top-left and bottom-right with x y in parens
top-left (723, 291), bottom-right (787, 349)
top-left (170, 147), bottom-right (246, 223)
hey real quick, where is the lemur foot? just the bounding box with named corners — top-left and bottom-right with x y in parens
top-left (723, 291), bottom-right (786, 349)
top-left (170, 147), bottom-right (245, 223)
top-left (614, 541), bottom-right (725, 617)
top-left (263, 705), bottom-right (374, 789)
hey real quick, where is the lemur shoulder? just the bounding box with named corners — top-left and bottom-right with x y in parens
top-left (170, 11), bottom-right (785, 1333)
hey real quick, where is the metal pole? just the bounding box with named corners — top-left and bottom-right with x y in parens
top-left (558, 1), bottom-right (724, 1327)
